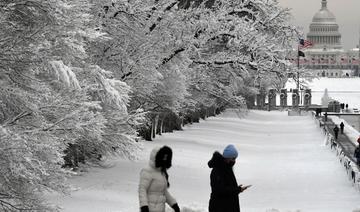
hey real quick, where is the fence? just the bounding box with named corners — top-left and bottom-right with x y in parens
top-left (311, 112), bottom-right (360, 191)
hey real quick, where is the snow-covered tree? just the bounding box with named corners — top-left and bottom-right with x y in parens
top-left (0, 1), bottom-right (302, 209)
top-left (89, 0), bottom-right (192, 139)
top-left (90, 0), bottom-right (299, 140)
top-left (187, 0), bottom-right (299, 105)
top-left (0, 0), bottom-right (138, 210)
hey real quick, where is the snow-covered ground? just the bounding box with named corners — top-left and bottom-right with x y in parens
top-left (50, 110), bottom-right (360, 212)
top-left (286, 78), bottom-right (360, 108)
top-left (286, 77), bottom-right (360, 144)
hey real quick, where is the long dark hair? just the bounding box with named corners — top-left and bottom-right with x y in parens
top-left (155, 146), bottom-right (172, 187)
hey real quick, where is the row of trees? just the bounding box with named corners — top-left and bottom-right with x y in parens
top-left (0, 0), bottom-right (299, 210)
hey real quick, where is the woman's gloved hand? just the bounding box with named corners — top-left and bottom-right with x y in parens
top-left (172, 203), bottom-right (180, 212)
top-left (140, 206), bottom-right (149, 212)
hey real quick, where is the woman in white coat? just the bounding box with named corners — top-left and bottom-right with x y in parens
top-left (138, 146), bottom-right (180, 212)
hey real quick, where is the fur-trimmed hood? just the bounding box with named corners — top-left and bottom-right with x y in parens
top-left (148, 146), bottom-right (173, 170)
top-left (149, 146), bottom-right (161, 169)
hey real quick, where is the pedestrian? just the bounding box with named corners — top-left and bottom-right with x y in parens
top-left (339, 122), bottom-right (345, 134)
top-left (324, 112), bottom-right (328, 122)
top-left (138, 146), bottom-right (180, 212)
top-left (208, 144), bottom-right (251, 212)
top-left (346, 103), bottom-right (349, 110)
top-left (333, 125), bottom-right (339, 140)
top-left (354, 137), bottom-right (360, 166)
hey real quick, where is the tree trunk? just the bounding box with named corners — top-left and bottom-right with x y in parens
top-left (154, 114), bottom-right (159, 136)
top-left (159, 118), bottom-right (164, 135)
top-left (150, 118), bottom-right (154, 141)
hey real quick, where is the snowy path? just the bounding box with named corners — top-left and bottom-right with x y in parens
top-left (50, 110), bottom-right (360, 212)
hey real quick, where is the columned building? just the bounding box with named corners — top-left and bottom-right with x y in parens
top-left (294, 0), bottom-right (359, 77)
top-left (307, 0), bottom-right (341, 50)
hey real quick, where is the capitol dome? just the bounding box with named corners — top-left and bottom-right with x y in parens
top-left (297, 0), bottom-right (358, 73)
top-left (306, 0), bottom-right (342, 49)
top-left (312, 6), bottom-right (336, 23)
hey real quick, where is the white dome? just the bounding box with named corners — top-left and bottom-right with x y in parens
top-left (306, 0), bottom-right (342, 50)
top-left (312, 0), bottom-right (336, 23)
top-left (312, 9), bottom-right (336, 23)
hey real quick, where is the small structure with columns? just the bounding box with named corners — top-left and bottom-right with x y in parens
top-left (255, 89), bottom-right (312, 109)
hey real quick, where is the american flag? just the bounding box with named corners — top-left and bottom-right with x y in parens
top-left (299, 39), bottom-right (313, 49)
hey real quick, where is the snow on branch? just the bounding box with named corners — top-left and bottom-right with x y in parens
top-left (192, 59), bottom-right (250, 67)
top-left (49, 61), bottom-right (81, 90)
top-left (161, 47), bottom-right (185, 65)
top-left (91, 66), bottom-right (131, 112)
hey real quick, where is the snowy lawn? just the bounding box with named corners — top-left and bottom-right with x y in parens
top-left (49, 110), bottom-right (360, 212)
top-left (287, 77), bottom-right (360, 144)
top-left (286, 78), bottom-right (360, 108)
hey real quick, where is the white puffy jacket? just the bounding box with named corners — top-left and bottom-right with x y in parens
top-left (138, 147), bottom-right (177, 212)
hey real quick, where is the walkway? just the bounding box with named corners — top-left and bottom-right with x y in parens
top-left (49, 110), bottom-right (360, 212)
top-left (320, 116), bottom-right (357, 162)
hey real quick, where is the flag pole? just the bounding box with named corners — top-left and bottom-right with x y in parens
top-left (297, 45), bottom-right (300, 89)
top-left (358, 26), bottom-right (360, 76)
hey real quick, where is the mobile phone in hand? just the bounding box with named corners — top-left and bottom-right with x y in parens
top-left (242, 185), bottom-right (252, 190)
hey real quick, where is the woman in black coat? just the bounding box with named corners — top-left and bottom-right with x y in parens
top-left (208, 145), bottom-right (250, 212)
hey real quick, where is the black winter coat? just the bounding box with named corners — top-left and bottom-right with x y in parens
top-left (354, 146), bottom-right (360, 162)
top-left (208, 152), bottom-right (241, 212)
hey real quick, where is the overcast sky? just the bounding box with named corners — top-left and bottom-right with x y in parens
top-left (277, 0), bottom-right (360, 50)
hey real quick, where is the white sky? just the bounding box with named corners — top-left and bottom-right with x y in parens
top-left (49, 109), bottom-right (360, 212)
top-left (277, 0), bottom-right (360, 50)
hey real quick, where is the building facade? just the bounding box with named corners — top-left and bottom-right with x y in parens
top-left (294, 0), bottom-right (359, 77)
